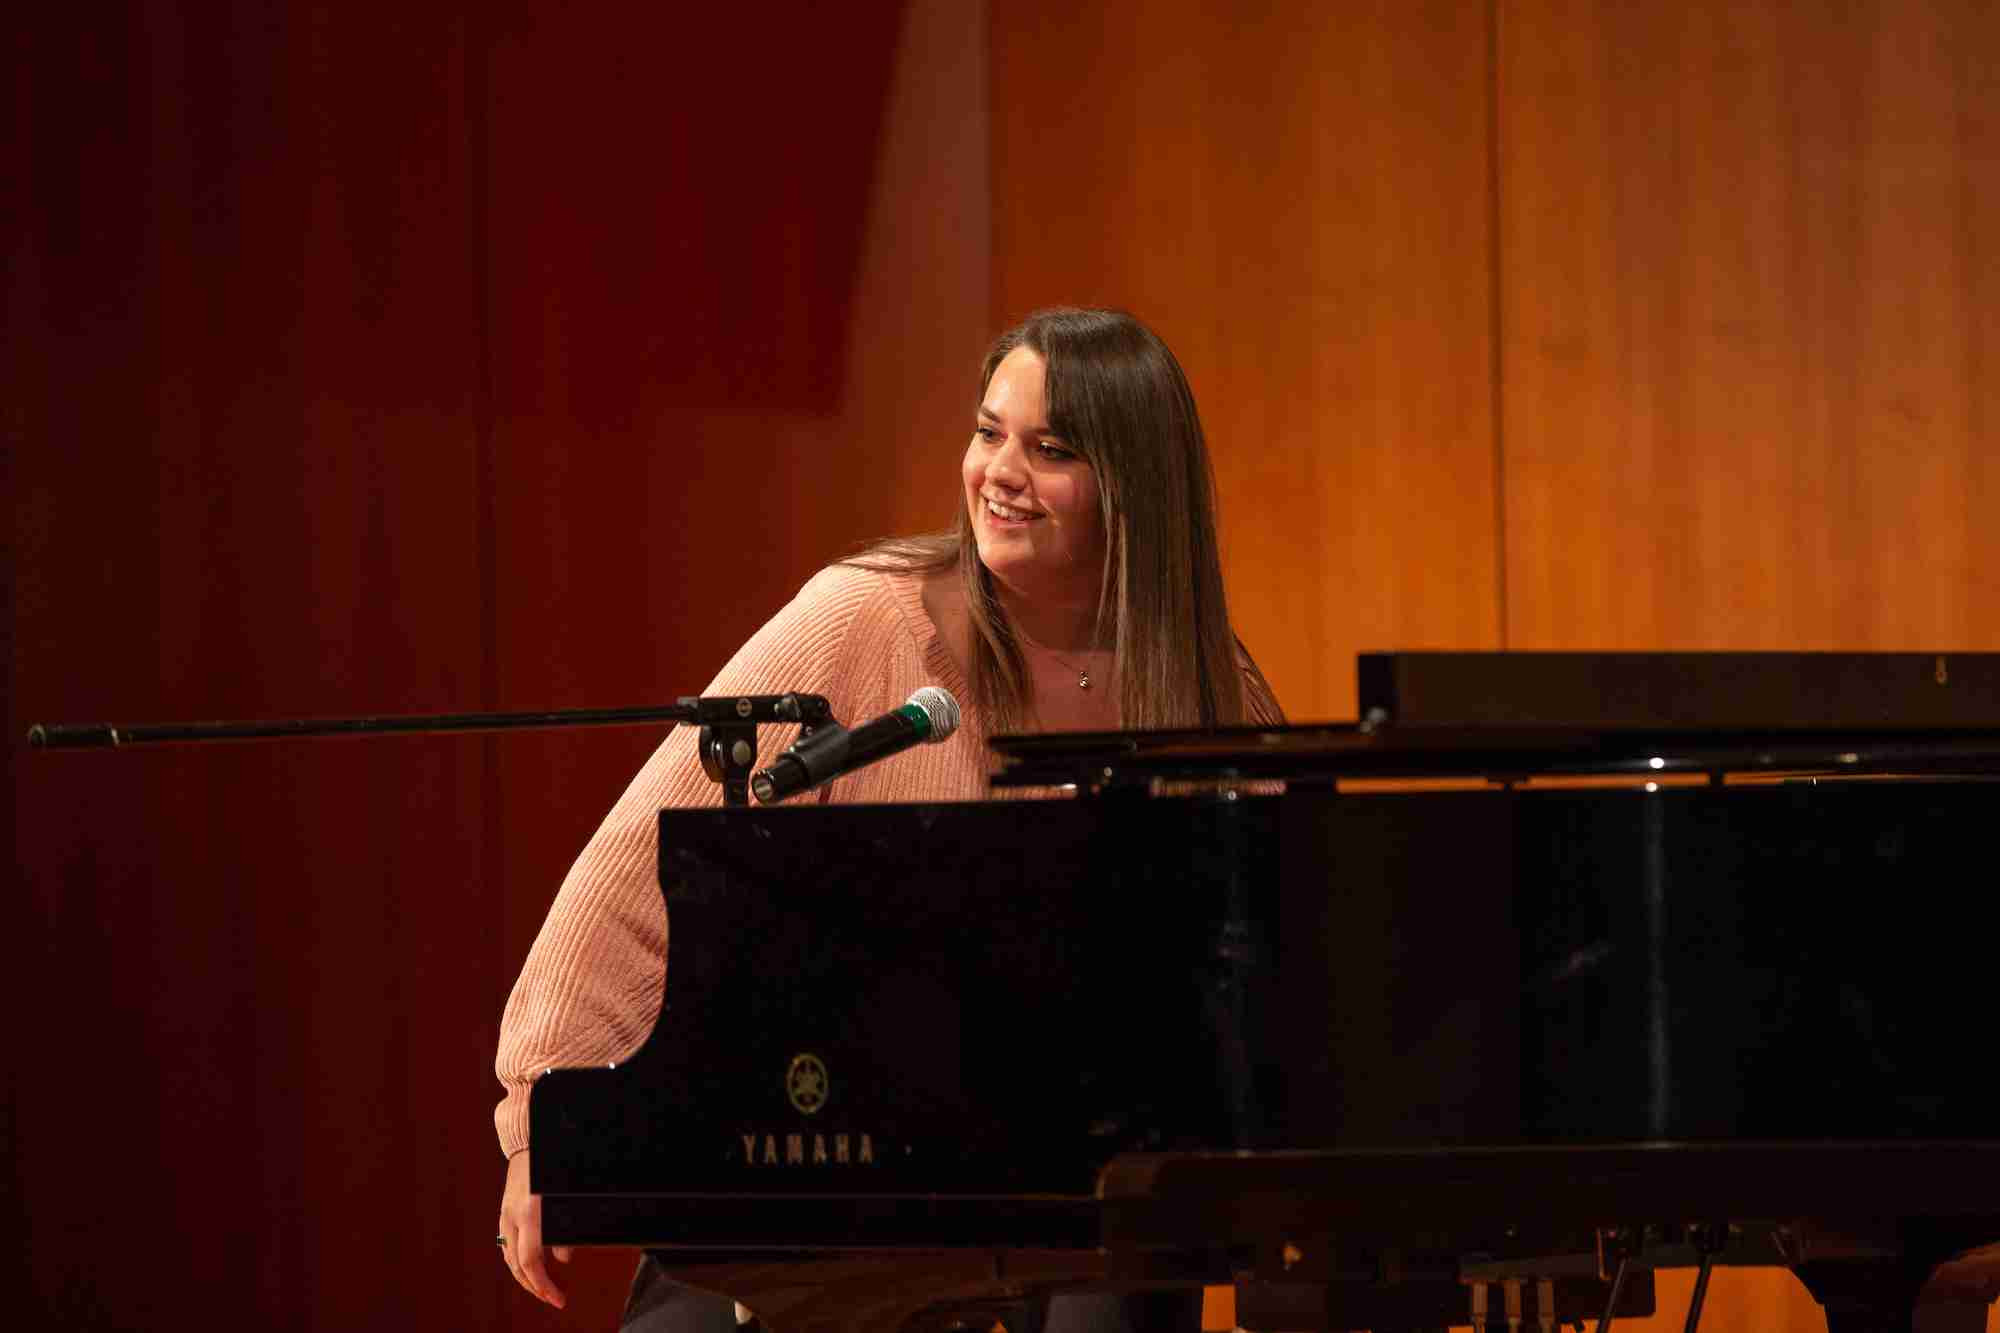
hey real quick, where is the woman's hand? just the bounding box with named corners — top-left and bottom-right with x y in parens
top-left (498, 1149), bottom-right (572, 1308)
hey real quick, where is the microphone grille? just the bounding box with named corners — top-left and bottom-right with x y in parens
top-left (907, 686), bottom-right (961, 742)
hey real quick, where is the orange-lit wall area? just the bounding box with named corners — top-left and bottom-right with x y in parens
top-left (9, 1), bottom-right (1997, 1329)
top-left (992, 0), bottom-right (1999, 728)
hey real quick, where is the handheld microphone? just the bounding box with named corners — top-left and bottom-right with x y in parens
top-left (750, 686), bottom-right (960, 803)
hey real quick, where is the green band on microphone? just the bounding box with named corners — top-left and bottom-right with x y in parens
top-left (893, 702), bottom-right (932, 740)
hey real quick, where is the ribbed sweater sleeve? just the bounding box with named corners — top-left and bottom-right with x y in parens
top-left (493, 565), bottom-right (903, 1157)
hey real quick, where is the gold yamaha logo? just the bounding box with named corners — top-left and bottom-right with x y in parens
top-left (739, 1130), bottom-right (876, 1165)
top-left (738, 1052), bottom-right (879, 1166)
top-left (786, 1052), bottom-right (828, 1115)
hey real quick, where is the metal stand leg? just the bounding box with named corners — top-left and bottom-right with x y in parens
top-left (1680, 1224), bottom-right (1724, 1333)
top-left (1595, 1257), bottom-right (1631, 1333)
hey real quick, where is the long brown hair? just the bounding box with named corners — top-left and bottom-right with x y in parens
top-left (850, 307), bottom-right (1259, 733)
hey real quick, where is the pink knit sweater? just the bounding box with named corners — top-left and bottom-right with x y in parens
top-left (493, 563), bottom-right (1278, 1156)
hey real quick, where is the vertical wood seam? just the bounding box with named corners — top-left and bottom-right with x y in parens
top-left (1488, 0), bottom-right (1510, 651)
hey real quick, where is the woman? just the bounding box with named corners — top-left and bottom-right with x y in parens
top-left (495, 308), bottom-right (1283, 1327)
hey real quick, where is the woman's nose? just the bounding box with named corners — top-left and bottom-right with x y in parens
top-left (985, 435), bottom-right (1028, 487)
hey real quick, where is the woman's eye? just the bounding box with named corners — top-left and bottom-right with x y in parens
top-left (1037, 443), bottom-right (1075, 461)
top-left (973, 425), bottom-right (999, 442)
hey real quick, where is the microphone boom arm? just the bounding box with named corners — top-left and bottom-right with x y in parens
top-left (26, 693), bottom-right (833, 751)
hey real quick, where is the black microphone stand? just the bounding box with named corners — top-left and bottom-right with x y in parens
top-left (25, 693), bottom-right (834, 808)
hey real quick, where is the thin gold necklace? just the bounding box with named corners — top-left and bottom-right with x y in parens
top-left (1050, 648), bottom-right (1095, 691)
top-left (1015, 623), bottom-right (1105, 691)
top-left (1028, 641), bottom-right (1102, 691)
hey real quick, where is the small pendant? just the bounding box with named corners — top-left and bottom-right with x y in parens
top-left (1078, 669), bottom-right (1091, 691)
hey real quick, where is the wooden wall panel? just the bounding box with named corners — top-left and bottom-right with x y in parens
top-left (1499, 3), bottom-right (2000, 1328)
top-left (990, 1), bottom-right (1501, 722)
top-left (990, 1), bottom-right (2000, 1329)
top-left (1500, 0), bottom-right (2000, 651)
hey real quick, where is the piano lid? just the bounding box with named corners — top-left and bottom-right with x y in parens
top-left (989, 652), bottom-right (2000, 790)
top-left (1356, 651), bottom-right (2000, 730)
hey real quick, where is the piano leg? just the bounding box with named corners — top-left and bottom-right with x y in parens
top-left (1790, 1258), bottom-right (1989, 1333)
top-left (620, 1262), bottom-right (744, 1333)
top-left (1018, 1289), bottom-right (1204, 1333)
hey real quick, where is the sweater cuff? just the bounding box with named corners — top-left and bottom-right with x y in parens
top-left (495, 1088), bottom-right (531, 1160)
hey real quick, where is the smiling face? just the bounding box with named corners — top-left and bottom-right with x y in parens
top-left (962, 346), bottom-right (1105, 616)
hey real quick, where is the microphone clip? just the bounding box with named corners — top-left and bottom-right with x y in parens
top-left (694, 692), bottom-right (833, 807)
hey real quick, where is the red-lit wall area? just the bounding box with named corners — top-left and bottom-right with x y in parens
top-left (9, 3), bottom-right (984, 1327)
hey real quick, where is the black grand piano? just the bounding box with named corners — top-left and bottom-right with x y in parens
top-left (533, 654), bottom-right (2000, 1333)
